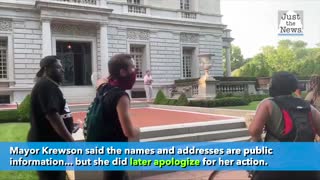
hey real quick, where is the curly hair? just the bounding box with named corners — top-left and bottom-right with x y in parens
top-left (309, 74), bottom-right (320, 101)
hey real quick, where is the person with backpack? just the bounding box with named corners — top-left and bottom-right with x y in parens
top-left (249, 72), bottom-right (320, 180)
top-left (84, 53), bottom-right (139, 180)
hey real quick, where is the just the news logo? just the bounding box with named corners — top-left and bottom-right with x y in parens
top-left (278, 10), bottom-right (304, 36)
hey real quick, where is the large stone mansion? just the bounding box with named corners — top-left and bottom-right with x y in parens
top-left (0, 0), bottom-right (232, 103)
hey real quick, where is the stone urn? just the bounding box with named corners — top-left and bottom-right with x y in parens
top-left (198, 53), bottom-right (215, 82)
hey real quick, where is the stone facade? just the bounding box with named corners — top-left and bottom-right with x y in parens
top-left (0, 0), bottom-right (231, 103)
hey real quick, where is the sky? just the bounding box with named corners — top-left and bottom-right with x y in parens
top-left (220, 0), bottom-right (320, 58)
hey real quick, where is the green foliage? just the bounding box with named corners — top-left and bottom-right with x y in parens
top-left (176, 93), bottom-right (189, 106)
top-left (214, 97), bottom-right (250, 107)
top-left (17, 94), bottom-right (31, 122)
top-left (236, 40), bottom-right (320, 77)
top-left (215, 92), bottom-right (235, 99)
top-left (167, 99), bottom-right (178, 105)
top-left (243, 94), bottom-right (269, 102)
top-left (237, 53), bottom-right (271, 77)
top-left (154, 91), bottom-right (189, 106)
top-left (189, 100), bottom-right (211, 107)
top-left (154, 90), bottom-right (168, 105)
top-left (189, 97), bottom-right (249, 108)
top-left (0, 110), bottom-right (19, 123)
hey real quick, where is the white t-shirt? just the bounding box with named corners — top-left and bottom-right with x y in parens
top-left (144, 75), bottom-right (152, 85)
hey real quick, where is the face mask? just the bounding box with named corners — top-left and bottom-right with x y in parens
top-left (109, 71), bottom-right (137, 90)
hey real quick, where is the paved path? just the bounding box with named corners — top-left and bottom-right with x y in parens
top-left (72, 107), bottom-right (238, 128)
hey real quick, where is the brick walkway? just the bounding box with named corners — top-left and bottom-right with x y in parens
top-left (72, 107), bottom-right (235, 128)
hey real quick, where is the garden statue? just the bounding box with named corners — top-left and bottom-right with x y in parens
top-left (198, 53), bottom-right (215, 84)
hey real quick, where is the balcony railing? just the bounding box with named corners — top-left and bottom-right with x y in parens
top-left (217, 84), bottom-right (248, 94)
top-left (54, 0), bottom-right (98, 5)
top-left (181, 12), bottom-right (197, 19)
top-left (128, 4), bottom-right (146, 14)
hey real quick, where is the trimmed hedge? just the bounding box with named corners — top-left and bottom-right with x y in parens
top-left (244, 94), bottom-right (269, 102)
top-left (215, 92), bottom-right (236, 99)
top-left (17, 94), bottom-right (31, 122)
top-left (153, 90), bottom-right (265, 107)
top-left (215, 77), bottom-right (257, 81)
top-left (0, 110), bottom-right (19, 123)
top-left (176, 93), bottom-right (189, 106)
top-left (215, 97), bottom-right (250, 107)
top-left (0, 95), bottom-right (32, 123)
top-left (189, 97), bottom-right (250, 108)
top-left (154, 91), bottom-right (189, 106)
top-left (154, 90), bottom-right (168, 105)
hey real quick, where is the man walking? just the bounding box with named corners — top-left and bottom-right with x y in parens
top-left (28, 56), bottom-right (74, 180)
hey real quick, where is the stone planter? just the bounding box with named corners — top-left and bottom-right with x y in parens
top-left (257, 77), bottom-right (271, 90)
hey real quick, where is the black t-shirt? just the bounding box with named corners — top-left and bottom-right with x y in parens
top-left (28, 78), bottom-right (73, 142)
top-left (97, 84), bottom-right (129, 142)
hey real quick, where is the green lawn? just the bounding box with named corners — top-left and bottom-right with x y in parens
top-left (0, 123), bottom-right (38, 180)
top-left (219, 101), bottom-right (260, 110)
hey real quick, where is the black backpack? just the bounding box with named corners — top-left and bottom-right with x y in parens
top-left (267, 96), bottom-right (315, 142)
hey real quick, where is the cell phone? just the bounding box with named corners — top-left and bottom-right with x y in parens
top-left (72, 123), bottom-right (80, 133)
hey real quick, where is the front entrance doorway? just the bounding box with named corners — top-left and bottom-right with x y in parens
top-left (56, 41), bottom-right (92, 86)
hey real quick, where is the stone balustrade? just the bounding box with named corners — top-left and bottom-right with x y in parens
top-left (54, 0), bottom-right (99, 5)
top-left (128, 3), bottom-right (147, 14)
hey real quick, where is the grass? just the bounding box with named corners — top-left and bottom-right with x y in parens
top-left (219, 101), bottom-right (260, 110)
top-left (0, 123), bottom-right (29, 142)
top-left (0, 123), bottom-right (38, 180)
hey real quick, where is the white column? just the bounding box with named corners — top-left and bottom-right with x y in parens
top-left (226, 47), bottom-right (231, 77)
top-left (41, 19), bottom-right (52, 57)
top-left (100, 23), bottom-right (109, 77)
top-left (193, 0), bottom-right (199, 12)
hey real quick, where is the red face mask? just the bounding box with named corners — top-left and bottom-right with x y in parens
top-left (109, 71), bottom-right (137, 90)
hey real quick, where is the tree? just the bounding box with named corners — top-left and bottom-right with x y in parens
top-left (237, 53), bottom-right (271, 77)
top-left (234, 39), bottom-right (319, 77)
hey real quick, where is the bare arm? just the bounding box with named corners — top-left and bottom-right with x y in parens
top-left (46, 112), bottom-right (74, 142)
top-left (305, 91), bottom-right (314, 103)
top-left (116, 95), bottom-right (139, 138)
top-left (311, 106), bottom-right (320, 136)
top-left (249, 99), bottom-right (271, 141)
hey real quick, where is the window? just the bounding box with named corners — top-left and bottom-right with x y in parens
top-left (130, 45), bottom-right (145, 78)
top-left (0, 95), bottom-right (10, 104)
top-left (127, 0), bottom-right (146, 14)
top-left (0, 38), bottom-right (8, 79)
top-left (127, 0), bottom-right (141, 4)
top-left (56, 41), bottom-right (92, 86)
top-left (180, 0), bottom-right (196, 19)
top-left (182, 48), bottom-right (193, 78)
top-left (180, 0), bottom-right (190, 10)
